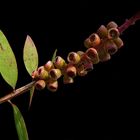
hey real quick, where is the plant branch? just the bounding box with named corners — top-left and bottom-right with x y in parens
top-left (118, 11), bottom-right (140, 34)
top-left (0, 12), bottom-right (140, 105)
top-left (0, 81), bottom-right (36, 104)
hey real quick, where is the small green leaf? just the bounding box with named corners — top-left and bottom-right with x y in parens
top-left (51, 49), bottom-right (57, 63)
top-left (29, 85), bottom-right (35, 109)
top-left (23, 35), bottom-right (38, 76)
top-left (0, 30), bottom-right (18, 89)
top-left (10, 102), bottom-right (29, 140)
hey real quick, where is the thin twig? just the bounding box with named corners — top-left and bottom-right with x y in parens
top-left (118, 11), bottom-right (140, 34)
top-left (0, 81), bottom-right (36, 104)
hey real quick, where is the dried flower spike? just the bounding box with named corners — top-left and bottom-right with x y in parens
top-left (1, 12), bottom-right (140, 104)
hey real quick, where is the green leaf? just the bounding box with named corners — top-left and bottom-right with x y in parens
top-left (23, 35), bottom-right (38, 76)
top-left (28, 85), bottom-right (35, 109)
top-left (51, 49), bottom-right (57, 63)
top-left (0, 30), bottom-right (18, 89)
top-left (10, 102), bottom-right (29, 140)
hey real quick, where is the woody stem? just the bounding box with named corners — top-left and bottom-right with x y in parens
top-left (0, 81), bottom-right (36, 104)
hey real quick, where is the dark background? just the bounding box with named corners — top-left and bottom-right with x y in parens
top-left (0, 0), bottom-right (140, 139)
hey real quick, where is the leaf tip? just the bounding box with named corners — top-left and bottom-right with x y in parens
top-left (26, 35), bottom-right (31, 41)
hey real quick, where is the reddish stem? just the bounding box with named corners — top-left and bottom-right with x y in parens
top-left (118, 11), bottom-right (140, 34)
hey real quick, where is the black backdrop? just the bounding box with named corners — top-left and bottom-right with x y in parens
top-left (0, 0), bottom-right (140, 140)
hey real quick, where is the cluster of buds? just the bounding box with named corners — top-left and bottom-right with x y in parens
top-left (31, 21), bottom-right (124, 92)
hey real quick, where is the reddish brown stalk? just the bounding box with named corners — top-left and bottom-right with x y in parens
top-left (118, 11), bottom-right (140, 34)
top-left (0, 81), bottom-right (36, 104)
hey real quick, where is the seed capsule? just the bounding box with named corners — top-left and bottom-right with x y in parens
top-left (80, 55), bottom-right (94, 71)
top-left (108, 28), bottom-right (120, 39)
top-left (67, 52), bottom-right (81, 64)
top-left (47, 80), bottom-right (58, 92)
top-left (97, 25), bottom-right (108, 39)
top-left (76, 55), bottom-right (93, 76)
top-left (113, 37), bottom-right (124, 48)
top-left (84, 38), bottom-right (91, 48)
top-left (63, 76), bottom-right (74, 84)
top-left (32, 70), bottom-right (39, 79)
top-left (77, 69), bottom-right (88, 76)
top-left (49, 69), bottom-right (62, 80)
top-left (77, 51), bottom-right (84, 56)
top-left (107, 21), bottom-right (118, 29)
top-left (35, 80), bottom-right (46, 90)
top-left (84, 33), bottom-right (101, 48)
top-left (86, 48), bottom-right (99, 64)
top-left (104, 40), bottom-right (118, 55)
top-left (54, 56), bottom-right (66, 69)
top-left (65, 65), bottom-right (77, 78)
top-left (38, 66), bottom-right (49, 80)
top-left (44, 61), bottom-right (54, 71)
top-left (98, 46), bottom-right (111, 62)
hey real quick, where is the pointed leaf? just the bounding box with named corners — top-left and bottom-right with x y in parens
top-left (23, 35), bottom-right (38, 75)
top-left (29, 85), bottom-right (35, 109)
top-left (51, 49), bottom-right (57, 63)
top-left (0, 30), bottom-right (18, 89)
top-left (10, 102), bottom-right (29, 140)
